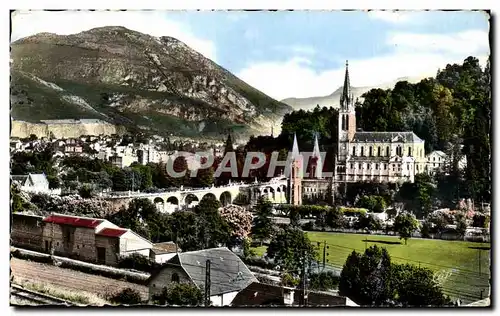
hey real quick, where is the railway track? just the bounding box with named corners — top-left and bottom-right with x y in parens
top-left (10, 284), bottom-right (74, 306)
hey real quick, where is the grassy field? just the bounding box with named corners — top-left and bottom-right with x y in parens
top-left (252, 232), bottom-right (490, 304)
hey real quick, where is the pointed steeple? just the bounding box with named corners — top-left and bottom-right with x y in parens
top-left (340, 60), bottom-right (352, 111)
top-left (312, 133), bottom-right (323, 178)
top-left (292, 133), bottom-right (300, 160)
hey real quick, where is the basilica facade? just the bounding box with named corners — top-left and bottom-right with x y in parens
top-left (334, 61), bottom-right (427, 184)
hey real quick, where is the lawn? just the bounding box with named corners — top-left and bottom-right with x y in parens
top-left (252, 232), bottom-right (490, 304)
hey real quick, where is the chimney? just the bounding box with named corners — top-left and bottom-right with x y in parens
top-left (283, 288), bottom-right (295, 306)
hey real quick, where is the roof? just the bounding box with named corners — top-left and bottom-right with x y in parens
top-left (43, 214), bottom-right (104, 229)
top-left (231, 282), bottom-right (357, 307)
top-left (96, 227), bottom-right (128, 237)
top-left (352, 132), bottom-right (424, 143)
top-left (151, 247), bottom-right (257, 296)
top-left (28, 174), bottom-right (49, 187)
top-left (428, 150), bottom-right (447, 157)
top-left (152, 241), bottom-right (180, 254)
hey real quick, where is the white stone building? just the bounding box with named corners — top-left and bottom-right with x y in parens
top-left (335, 61), bottom-right (427, 184)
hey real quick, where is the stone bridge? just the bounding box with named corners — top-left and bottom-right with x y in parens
top-left (101, 178), bottom-right (289, 213)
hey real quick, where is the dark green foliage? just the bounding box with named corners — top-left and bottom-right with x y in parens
top-left (110, 287), bottom-right (143, 305)
top-left (252, 198), bottom-right (275, 242)
top-left (455, 213), bottom-right (467, 238)
top-left (393, 213), bottom-right (419, 245)
top-left (78, 185), bottom-right (94, 199)
top-left (266, 226), bottom-right (317, 273)
top-left (117, 253), bottom-right (159, 273)
top-left (356, 214), bottom-right (383, 233)
top-left (472, 213), bottom-right (489, 228)
top-left (339, 246), bottom-right (393, 306)
top-left (10, 147), bottom-right (57, 176)
top-left (356, 195), bottom-right (386, 213)
top-left (356, 57), bottom-right (491, 203)
top-left (396, 173), bottom-right (436, 218)
top-left (391, 264), bottom-right (452, 307)
top-left (152, 283), bottom-right (204, 306)
top-left (309, 271), bottom-right (340, 291)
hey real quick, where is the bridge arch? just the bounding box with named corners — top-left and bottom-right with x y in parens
top-left (201, 193), bottom-right (217, 202)
top-left (153, 197), bottom-right (165, 212)
top-left (166, 196), bottom-right (179, 206)
top-left (184, 194), bottom-right (199, 208)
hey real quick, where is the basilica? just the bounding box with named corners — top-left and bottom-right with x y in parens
top-left (292, 61), bottom-right (429, 203)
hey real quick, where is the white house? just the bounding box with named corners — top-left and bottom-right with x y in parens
top-left (10, 173), bottom-right (61, 195)
top-left (426, 150), bottom-right (448, 175)
top-left (148, 247), bottom-right (257, 306)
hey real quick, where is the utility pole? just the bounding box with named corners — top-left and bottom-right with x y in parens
top-left (322, 241), bottom-right (329, 270)
top-left (204, 260), bottom-right (211, 307)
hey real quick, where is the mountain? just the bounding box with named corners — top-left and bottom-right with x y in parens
top-left (10, 26), bottom-right (292, 140)
top-left (280, 76), bottom-right (425, 111)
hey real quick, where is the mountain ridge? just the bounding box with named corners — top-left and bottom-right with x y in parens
top-left (10, 26), bottom-right (291, 140)
top-left (280, 76), bottom-right (425, 111)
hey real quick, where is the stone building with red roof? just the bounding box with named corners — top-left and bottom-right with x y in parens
top-left (12, 213), bottom-right (153, 266)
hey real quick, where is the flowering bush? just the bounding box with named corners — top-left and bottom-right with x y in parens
top-left (29, 193), bottom-right (114, 218)
top-left (219, 204), bottom-right (253, 238)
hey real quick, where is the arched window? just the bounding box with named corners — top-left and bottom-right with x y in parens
top-left (386, 146), bottom-right (390, 156)
top-left (408, 147), bottom-right (412, 156)
top-left (377, 147), bottom-right (381, 156)
top-left (361, 147), bottom-right (364, 156)
top-left (352, 146), bottom-right (356, 156)
top-left (369, 146), bottom-right (373, 157)
top-left (346, 115), bottom-right (350, 131)
top-left (172, 273), bottom-right (180, 283)
top-left (420, 149), bottom-right (423, 158)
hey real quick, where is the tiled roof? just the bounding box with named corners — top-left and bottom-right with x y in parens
top-left (353, 132), bottom-right (423, 143)
top-left (43, 214), bottom-right (104, 229)
top-left (96, 228), bottom-right (128, 237)
top-left (171, 247), bottom-right (257, 296)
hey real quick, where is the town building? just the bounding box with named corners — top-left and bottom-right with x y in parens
top-left (11, 213), bottom-right (152, 266)
top-left (148, 247), bottom-right (257, 306)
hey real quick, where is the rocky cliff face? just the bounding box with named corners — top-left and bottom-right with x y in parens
top-left (10, 26), bottom-right (291, 139)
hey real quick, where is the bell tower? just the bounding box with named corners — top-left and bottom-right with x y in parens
top-left (337, 60), bottom-right (356, 162)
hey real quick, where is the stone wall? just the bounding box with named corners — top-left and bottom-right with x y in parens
top-left (95, 235), bottom-right (120, 266)
top-left (148, 265), bottom-right (191, 300)
top-left (11, 213), bottom-right (44, 252)
top-left (11, 120), bottom-right (119, 139)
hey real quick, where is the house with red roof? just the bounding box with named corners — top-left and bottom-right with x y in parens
top-left (12, 213), bottom-right (153, 266)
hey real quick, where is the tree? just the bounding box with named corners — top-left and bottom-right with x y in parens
top-left (339, 246), bottom-right (393, 306)
top-left (356, 214), bottom-right (383, 233)
top-left (110, 287), bottom-right (142, 305)
top-left (393, 212), bottom-right (419, 245)
top-left (194, 195), bottom-right (232, 249)
top-left (266, 226), bottom-right (317, 273)
top-left (325, 208), bottom-right (346, 229)
top-left (356, 195), bottom-right (386, 213)
top-left (251, 197), bottom-right (275, 244)
top-left (219, 204), bottom-right (253, 240)
top-left (392, 264), bottom-right (452, 307)
top-left (153, 283), bottom-right (203, 306)
top-left (309, 271), bottom-right (340, 291)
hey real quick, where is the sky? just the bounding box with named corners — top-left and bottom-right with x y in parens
top-left (11, 10), bottom-right (490, 101)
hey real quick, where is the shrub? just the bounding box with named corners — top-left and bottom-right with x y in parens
top-left (110, 287), bottom-right (142, 305)
top-left (118, 253), bottom-right (159, 273)
top-left (309, 271), bottom-right (340, 291)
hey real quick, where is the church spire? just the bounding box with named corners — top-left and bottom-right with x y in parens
top-left (292, 133), bottom-right (300, 160)
top-left (312, 132), bottom-right (322, 179)
top-left (340, 60), bottom-right (352, 111)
